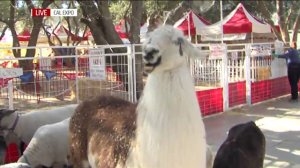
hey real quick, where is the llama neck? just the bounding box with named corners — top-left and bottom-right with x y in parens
top-left (140, 65), bottom-right (200, 117)
top-left (132, 65), bottom-right (206, 168)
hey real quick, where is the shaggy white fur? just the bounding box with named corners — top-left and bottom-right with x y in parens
top-left (125, 25), bottom-right (207, 168)
top-left (77, 25), bottom-right (208, 168)
top-left (206, 145), bottom-right (214, 168)
top-left (17, 118), bottom-right (71, 168)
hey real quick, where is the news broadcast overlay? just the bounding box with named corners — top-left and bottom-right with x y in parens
top-left (31, 8), bottom-right (77, 17)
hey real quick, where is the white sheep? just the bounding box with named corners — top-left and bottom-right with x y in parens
top-left (17, 118), bottom-right (71, 168)
top-left (69, 25), bottom-right (207, 168)
top-left (0, 104), bottom-right (77, 155)
top-left (0, 162), bottom-right (30, 168)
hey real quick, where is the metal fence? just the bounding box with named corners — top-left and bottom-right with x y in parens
top-left (191, 43), bottom-right (287, 85)
top-left (0, 42), bottom-right (288, 111)
top-left (0, 44), bottom-right (143, 110)
top-left (190, 42), bottom-right (288, 110)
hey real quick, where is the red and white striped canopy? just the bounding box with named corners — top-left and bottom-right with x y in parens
top-left (199, 3), bottom-right (273, 35)
top-left (174, 11), bottom-right (210, 36)
top-left (17, 29), bottom-right (31, 41)
top-left (115, 20), bottom-right (129, 39)
top-left (53, 24), bottom-right (90, 41)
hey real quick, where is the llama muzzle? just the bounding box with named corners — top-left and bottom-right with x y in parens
top-left (144, 56), bottom-right (161, 73)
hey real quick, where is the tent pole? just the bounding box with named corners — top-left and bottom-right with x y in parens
top-left (220, 0), bottom-right (224, 44)
top-left (188, 12), bottom-right (191, 41)
top-left (251, 32), bottom-right (253, 44)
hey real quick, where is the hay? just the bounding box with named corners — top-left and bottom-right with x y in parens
top-left (70, 78), bottom-right (126, 101)
top-left (256, 67), bottom-right (271, 81)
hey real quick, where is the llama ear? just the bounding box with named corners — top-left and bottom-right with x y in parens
top-left (184, 41), bottom-right (208, 60)
top-left (173, 37), bottom-right (184, 56)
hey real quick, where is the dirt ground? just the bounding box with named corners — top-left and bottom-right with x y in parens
top-left (0, 96), bottom-right (76, 112)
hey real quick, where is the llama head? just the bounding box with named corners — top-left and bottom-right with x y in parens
top-left (142, 25), bottom-right (201, 72)
top-left (227, 121), bottom-right (265, 154)
top-left (213, 121), bottom-right (265, 168)
top-left (0, 109), bottom-right (17, 129)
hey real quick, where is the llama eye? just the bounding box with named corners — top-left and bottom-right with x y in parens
top-left (174, 37), bottom-right (184, 46)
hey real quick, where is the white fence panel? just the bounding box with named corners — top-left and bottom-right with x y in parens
top-left (0, 44), bottom-right (139, 110)
top-left (0, 42), bottom-right (288, 111)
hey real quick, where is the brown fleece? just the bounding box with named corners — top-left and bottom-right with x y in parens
top-left (69, 95), bottom-right (137, 168)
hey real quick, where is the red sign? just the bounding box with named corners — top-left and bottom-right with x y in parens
top-left (31, 8), bottom-right (50, 17)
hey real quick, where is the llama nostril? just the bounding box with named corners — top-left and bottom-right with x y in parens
top-left (144, 54), bottom-right (154, 61)
top-left (143, 49), bottom-right (159, 61)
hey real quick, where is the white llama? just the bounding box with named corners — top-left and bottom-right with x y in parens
top-left (127, 25), bottom-right (207, 168)
top-left (69, 25), bottom-right (207, 168)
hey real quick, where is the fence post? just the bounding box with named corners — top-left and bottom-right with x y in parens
top-left (8, 80), bottom-right (14, 110)
top-left (127, 45), bottom-right (133, 102)
top-left (245, 44), bottom-right (252, 105)
top-left (132, 45), bottom-right (137, 102)
top-left (75, 54), bottom-right (79, 104)
top-left (221, 45), bottom-right (229, 111)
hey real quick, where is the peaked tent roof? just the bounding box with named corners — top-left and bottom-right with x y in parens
top-left (114, 19), bottom-right (148, 43)
top-left (53, 24), bottom-right (68, 36)
top-left (18, 29), bottom-right (31, 41)
top-left (62, 27), bottom-right (89, 41)
top-left (16, 28), bottom-right (48, 43)
top-left (198, 3), bottom-right (272, 36)
top-left (174, 10), bottom-right (210, 36)
top-left (52, 24), bottom-right (91, 41)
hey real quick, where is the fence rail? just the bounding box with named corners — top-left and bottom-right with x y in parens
top-left (0, 44), bottom-right (142, 110)
top-left (0, 42), bottom-right (289, 112)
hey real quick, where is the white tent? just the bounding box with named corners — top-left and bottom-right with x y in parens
top-left (115, 20), bottom-right (148, 44)
top-left (198, 3), bottom-right (275, 41)
top-left (174, 10), bottom-right (210, 39)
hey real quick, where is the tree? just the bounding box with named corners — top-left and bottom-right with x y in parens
top-left (21, 0), bottom-right (53, 70)
top-left (41, 0), bottom-right (89, 67)
top-left (0, 0), bottom-right (23, 58)
top-left (237, 0), bottom-right (299, 43)
top-left (186, 0), bottom-right (300, 43)
top-left (0, 0), bottom-right (53, 70)
top-left (195, 0), bottom-right (300, 43)
top-left (164, 1), bottom-right (215, 25)
top-left (77, 0), bottom-right (144, 98)
top-left (77, 0), bottom-right (123, 45)
top-left (274, 0), bottom-right (299, 43)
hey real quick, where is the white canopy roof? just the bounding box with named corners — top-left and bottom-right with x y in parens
top-left (198, 3), bottom-right (273, 40)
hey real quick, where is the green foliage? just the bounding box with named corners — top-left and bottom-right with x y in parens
top-left (144, 0), bottom-right (169, 16)
top-left (49, 0), bottom-right (86, 33)
top-left (201, 0), bottom-right (297, 28)
top-left (109, 0), bottom-right (131, 24)
top-left (0, 0), bottom-right (32, 32)
top-left (108, 0), bottom-right (181, 24)
top-left (0, 1), bottom-right (12, 20)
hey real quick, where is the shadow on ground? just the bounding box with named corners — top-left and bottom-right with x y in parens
top-left (204, 96), bottom-right (300, 168)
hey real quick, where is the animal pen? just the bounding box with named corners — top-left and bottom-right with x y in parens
top-left (0, 42), bottom-right (290, 115)
top-left (0, 44), bottom-right (142, 110)
top-left (0, 42), bottom-right (292, 163)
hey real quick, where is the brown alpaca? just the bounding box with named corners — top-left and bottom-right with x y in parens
top-left (69, 95), bottom-right (136, 168)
